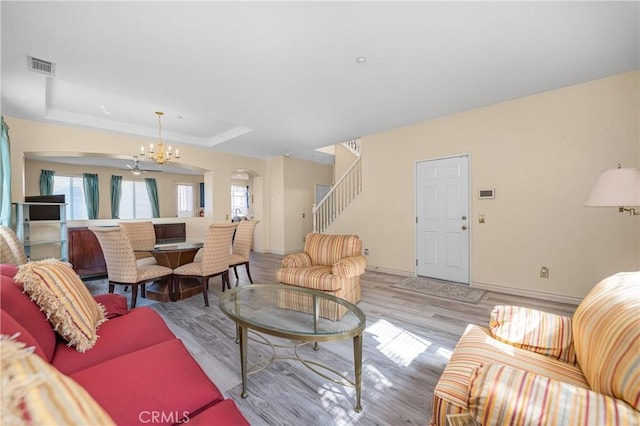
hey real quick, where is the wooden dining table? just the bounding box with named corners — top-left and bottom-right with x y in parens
top-left (140, 241), bottom-right (204, 302)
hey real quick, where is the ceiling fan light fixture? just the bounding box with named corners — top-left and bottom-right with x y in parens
top-left (139, 111), bottom-right (180, 165)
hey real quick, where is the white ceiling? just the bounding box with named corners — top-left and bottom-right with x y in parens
top-left (2, 1), bottom-right (639, 169)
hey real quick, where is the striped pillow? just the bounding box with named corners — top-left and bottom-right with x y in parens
top-left (572, 271), bottom-right (640, 410)
top-left (1, 335), bottom-right (115, 425)
top-left (15, 259), bottom-right (106, 352)
top-left (468, 363), bottom-right (640, 426)
top-left (489, 305), bottom-right (576, 363)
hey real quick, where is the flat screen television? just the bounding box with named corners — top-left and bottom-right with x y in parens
top-left (24, 195), bottom-right (65, 221)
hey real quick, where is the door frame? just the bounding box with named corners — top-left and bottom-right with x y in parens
top-left (414, 152), bottom-right (472, 282)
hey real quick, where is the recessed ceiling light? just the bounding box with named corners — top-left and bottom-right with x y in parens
top-left (356, 56), bottom-right (367, 63)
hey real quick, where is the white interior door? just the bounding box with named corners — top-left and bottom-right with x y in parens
top-left (416, 155), bottom-right (470, 284)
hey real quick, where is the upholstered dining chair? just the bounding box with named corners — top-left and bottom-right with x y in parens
top-left (118, 221), bottom-right (157, 266)
top-left (90, 226), bottom-right (173, 308)
top-left (0, 225), bottom-right (28, 265)
top-left (229, 220), bottom-right (259, 284)
top-left (172, 223), bottom-right (237, 307)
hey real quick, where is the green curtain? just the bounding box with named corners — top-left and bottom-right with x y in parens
top-left (0, 117), bottom-right (11, 226)
top-left (39, 169), bottom-right (55, 195)
top-left (144, 177), bottom-right (160, 218)
top-left (82, 173), bottom-right (99, 219)
top-left (110, 175), bottom-right (122, 219)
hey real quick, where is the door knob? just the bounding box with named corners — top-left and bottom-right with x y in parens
top-left (462, 215), bottom-right (467, 220)
top-left (462, 225), bottom-right (468, 230)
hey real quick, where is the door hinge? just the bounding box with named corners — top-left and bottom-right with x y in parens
top-left (416, 216), bottom-right (418, 223)
top-left (416, 259), bottom-right (418, 266)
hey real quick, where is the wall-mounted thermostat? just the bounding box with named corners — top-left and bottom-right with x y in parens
top-left (478, 188), bottom-right (495, 199)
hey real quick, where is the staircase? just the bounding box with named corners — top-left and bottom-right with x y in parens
top-left (313, 139), bottom-right (362, 233)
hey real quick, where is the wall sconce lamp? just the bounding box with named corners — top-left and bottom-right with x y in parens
top-left (585, 164), bottom-right (640, 215)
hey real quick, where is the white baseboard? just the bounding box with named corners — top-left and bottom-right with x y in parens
top-left (472, 281), bottom-right (582, 305)
top-left (365, 265), bottom-right (414, 277)
top-left (260, 249), bottom-right (285, 256)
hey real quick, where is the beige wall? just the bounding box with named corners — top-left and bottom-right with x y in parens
top-left (25, 159), bottom-right (203, 219)
top-left (334, 142), bottom-right (357, 183)
top-left (284, 157), bottom-right (333, 253)
top-left (262, 157), bottom-right (332, 255)
top-left (267, 157), bottom-right (285, 254)
top-left (329, 70), bottom-right (640, 300)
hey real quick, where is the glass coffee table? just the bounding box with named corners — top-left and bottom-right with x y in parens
top-left (218, 284), bottom-right (366, 412)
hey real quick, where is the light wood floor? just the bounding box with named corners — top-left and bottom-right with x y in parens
top-left (87, 252), bottom-right (577, 426)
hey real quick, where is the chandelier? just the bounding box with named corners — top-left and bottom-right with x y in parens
top-left (140, 111), bottom-right (180, 165)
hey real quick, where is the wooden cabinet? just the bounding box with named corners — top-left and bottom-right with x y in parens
top-left (68, 223), bottom-right (186, 279)
top-left (68, 227), bottom-right (107, 278)
top-left (154, 223), bottom-right (186, 243)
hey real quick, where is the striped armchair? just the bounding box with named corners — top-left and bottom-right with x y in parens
top-left (431, 271), bottom-right (640, 426)
top-left (275, 233), bottom-right (366, 320)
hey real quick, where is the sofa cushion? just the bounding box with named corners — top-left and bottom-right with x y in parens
top-left (572, 271), bottom-right (640, 410)
top-left (276, 265), bottom-right (343, 291)
top-left (304, 233), bottom-right (362, 266)
top-left (0, 263), bottom-right (18, 278)
top-left (52, 306), bottom-right (176, 375)
top-left (15, 259), bottom-right (107, 352)
top-left (0, 310), bottom-right (48, 360)
top-left (71, 339), bottom-right (224, 425)
top-left (93, 293), bottom-right (129, 319)
top-left (489, 305), bottom-right (576, 364)
top-left (0, 275), bottom-right (56, 362)
top-left (186, 399), bottom-right (250, 425)
top-left (468, 363), bottom-right (640, 426)
top-left (0, 335), bottom-right (115, 426)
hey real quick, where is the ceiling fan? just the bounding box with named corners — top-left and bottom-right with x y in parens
top-left (126, 156), bottom-right (161, 175)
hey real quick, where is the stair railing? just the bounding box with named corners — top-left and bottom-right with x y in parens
top-left (313, 156), bottom-right (362, 233)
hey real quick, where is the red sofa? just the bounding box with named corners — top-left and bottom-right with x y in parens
top-left (0, 264), bottom-right (249, 425)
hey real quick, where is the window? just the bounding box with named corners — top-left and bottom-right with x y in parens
top-left (53, 175), bottom-right (88, 220)
top-left (176, 184), bottom-right (194, 217)
top-left (231, 185), bottom-right (249, 218)
top-left (119, 180), bottom-right (152, 219)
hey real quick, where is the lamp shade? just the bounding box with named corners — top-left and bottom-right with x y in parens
top-left (585, 167), bottom-right (640, 207)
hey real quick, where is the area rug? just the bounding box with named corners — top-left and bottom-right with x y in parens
top-left (391, 277), bottom-right (486, 304)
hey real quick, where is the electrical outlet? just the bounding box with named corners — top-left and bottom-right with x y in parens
top-left (540, 266), bottom-right (549, 279)
top-left (364, 248), bottom-right (369, 255)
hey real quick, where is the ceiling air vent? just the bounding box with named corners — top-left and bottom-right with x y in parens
top-left (27, 56), bottom-right (55, 76)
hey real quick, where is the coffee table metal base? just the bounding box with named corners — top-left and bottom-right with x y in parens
top-left (237, 326), bottom-right (363, 412)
